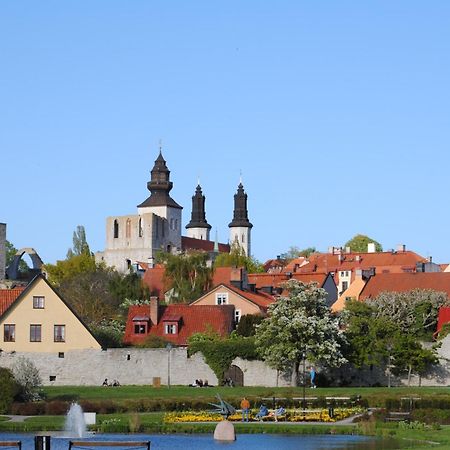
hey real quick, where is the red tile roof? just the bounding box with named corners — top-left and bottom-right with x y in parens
top-left (248, 272), bottom-right (329, 289)
top-left (359, 272), bottom-right (450, 300)
top-left (293, 251), bottom-right (426, 274)
top-left (124, 303), bottom-right (235, 346)
top-left (0, 288), bottom-right (26, 316)
top-left (212, 267), bottom-right (234, 286)
top-left (181, 236), bottom-right (230, 253)
top-left (221, 283), bottom-right (274, 310)
top-left (142, 266), bottom-right (166, 297)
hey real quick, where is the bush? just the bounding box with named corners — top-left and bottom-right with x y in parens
top-left (0, 368), bottom-right (19, 414)
top-left (137, 334), bottom-right (172, 348)
top-left (12, 357), bottom-right (43, 401)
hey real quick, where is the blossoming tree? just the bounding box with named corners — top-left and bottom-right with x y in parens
top-left (255, 280), bottom-right (346, 386)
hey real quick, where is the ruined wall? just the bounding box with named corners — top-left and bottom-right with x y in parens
top-left (0, 348), bottom-right (290, 387)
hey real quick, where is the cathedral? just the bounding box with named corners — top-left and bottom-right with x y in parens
top-left (95, 151), bottom-right (252, 272)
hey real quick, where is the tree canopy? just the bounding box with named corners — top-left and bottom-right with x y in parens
top-left (279, 246), bottom-right (316, 261)
top-left (66, 225), bottom-right (91, 258)
top-left (255, 280), bottom-right (346, 385)
top-left (157, 251), bottom-right (213, 303)
top-left (344, 234), bottom-right (382, 253)
top-left (214, 242), bottom-right (264, 273)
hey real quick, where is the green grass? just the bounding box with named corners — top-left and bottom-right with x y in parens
top-left (42, 385), bottom-right (450, 408)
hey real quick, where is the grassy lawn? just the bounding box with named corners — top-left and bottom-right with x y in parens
top-left (42, 385), bottom-right (450, 407)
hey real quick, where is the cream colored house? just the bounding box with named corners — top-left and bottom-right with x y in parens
top-left (190, 283), bottom-right (273, 323)
top-left (0, 274), bottom-right (100, 352)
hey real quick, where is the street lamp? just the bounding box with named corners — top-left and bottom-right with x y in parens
top-left (302, 350), bottom-right (307, 414)
top-left (166, 343), bottom-right (172, 388)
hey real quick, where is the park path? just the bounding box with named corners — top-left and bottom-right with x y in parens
top-left (3, 415), bottom-right (34, 422)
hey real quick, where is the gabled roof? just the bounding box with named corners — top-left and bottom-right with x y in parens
top-left (123, 303), bottom-right (235, 346)
top-left (0, 288), bottom-right (26, 316)
top-left (181, 236), bottom-right (230, 253)
top-left (0, 274), bottom-right (101, 346)
top-left (191, 283), bottom-right (274, 311)
top-left (331, 277), bottom-right (367, 313)
top-left (359, 272), bottom-right (450, 300)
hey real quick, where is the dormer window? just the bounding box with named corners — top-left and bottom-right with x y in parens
top-left (216, 293), bottom-right (228, 305)
top-left (163, 315), bottom-right (181, 335)
top-left (165, 324), bottom-right (177, 334)
top-left (132, 316), bottom-right (150, 335)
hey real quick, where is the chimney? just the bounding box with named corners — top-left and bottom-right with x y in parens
top-left (230, 267), bottom-right (244, 290)
top-left (147, 256), bottom-right (155, 269)
top-left (150, 296), bottom-right (159, 325)
top-left (345, 246), bottom-right (351, 254)
top-left (367, 243), bottom-right (376, 253)
top-left (397, 244), bottom-right (406, 252)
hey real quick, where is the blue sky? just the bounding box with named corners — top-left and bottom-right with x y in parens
top-left (2, 1), bottom-right (450, 265)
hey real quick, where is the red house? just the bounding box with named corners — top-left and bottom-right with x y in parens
top-left (123, 297), bottom-right (235, 346)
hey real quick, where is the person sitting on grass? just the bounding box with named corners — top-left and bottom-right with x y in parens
top-left (255, 404), bottom-right (269, 421)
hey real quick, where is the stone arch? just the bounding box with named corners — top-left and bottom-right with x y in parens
top-left (6, 248), bottom-right (43, 281)
top-left (224, 364), bottom-right (244, 387)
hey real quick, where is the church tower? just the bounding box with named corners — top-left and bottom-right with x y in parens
top-left (229, 182), bottom-right (252, 256)
top-left (185, 184), bottom-right (211, 240)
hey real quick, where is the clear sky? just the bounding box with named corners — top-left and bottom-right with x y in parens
top-left (2, 1), bottom-right (450, 265)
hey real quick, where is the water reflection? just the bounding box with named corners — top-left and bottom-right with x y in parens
top-left (0, 433), bottom-right (419, 450)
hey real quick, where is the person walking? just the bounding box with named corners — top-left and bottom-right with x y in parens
top-left (240, 397), bottom-right (250, 422)
top-left (310, 367), bottom-right (317, 388)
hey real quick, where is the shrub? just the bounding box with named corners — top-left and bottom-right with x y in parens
top-left (0, 368), bottom-right (19, 414)
top-left (137, 334), bottom-right (172, 348)
top-left (12, 357), bottom-right (43, 401)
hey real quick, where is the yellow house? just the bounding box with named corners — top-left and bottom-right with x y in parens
top-left (0, 274), bottom-right (101, 352)
top-left (190, 283), bottom-right (274, 323)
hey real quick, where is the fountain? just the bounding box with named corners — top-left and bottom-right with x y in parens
top-left (64, 403), bottom-right (87, 438)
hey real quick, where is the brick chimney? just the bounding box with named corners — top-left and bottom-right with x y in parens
top-left (150, 296), bottom-right (159, 326)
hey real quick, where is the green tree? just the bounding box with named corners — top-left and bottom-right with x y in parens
top-left (0, 368), bottom-right (19, 413)
top-left (280, 246), bottom-right (316, 261)
top-left (66, 225), bottom-right (91, 258)
top-left (90, 319), bottom-right (125, 349)
top-left (109, 271), bottom-right (150, 306)
top-left (236, 314), bottom-right (264, 337)
top-left (255, 280), bottom-right (346, 386)
top-left (344, 234), bottom-right (382, 253)
top-left (44, 253), bottom-right (97, 286)
top-left (157, 251), bottom-right (213, 303)
top-left (214, 242), bottom-right (264, 273)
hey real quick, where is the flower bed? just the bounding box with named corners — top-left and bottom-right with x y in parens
top-left (164, 407), bottom-right (364, 423)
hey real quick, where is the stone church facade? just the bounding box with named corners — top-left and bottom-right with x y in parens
top-left (95, 151), bottom-right (252, 272)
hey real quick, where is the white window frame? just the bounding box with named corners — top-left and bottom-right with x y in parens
top-left (235, 309), bottom-right (241, 323)
top-left (215, 292), bottom-right (228, 305)
top-left (33, 296), bottom-right (45, 309)
top-left (165, 324), bottom-right (177, 334)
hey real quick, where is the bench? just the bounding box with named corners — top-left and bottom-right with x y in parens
top-left (384, 411), bottom-right (411, 423)
top-left (69, 442), bottom-right (150, 449)
top-left (0, 443), bottom-right (21, 449)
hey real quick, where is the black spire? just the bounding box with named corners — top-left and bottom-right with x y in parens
top-left (137, 151), bottom-right (182, 209)
top-left (228, 183), bottom-right (253, 228)
top-left (186, 184), bottom-right (212, 230)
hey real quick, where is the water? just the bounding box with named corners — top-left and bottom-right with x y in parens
top-left (0, 433), bottom-right (417, 450)
top-left (64, 403), bottom-right (87, 438)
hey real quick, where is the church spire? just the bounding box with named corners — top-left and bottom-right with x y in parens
top-left (186, 184), bottom-right (211, 231)
top-left (137, 151), bottom-right (182, 209)
top-left (228, 182), bottom-right (253, 228)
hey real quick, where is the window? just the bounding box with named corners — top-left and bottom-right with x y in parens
top-left (49, 375), bottom-right (56, 382)
top-left (216, 293), bottom-right (228, 305)
top-left (235, 310), bottom-right (241, 323)
top-left (126, 218), bottom-right (131, 238)
top-left (113, 219), bottom-right (119, 238)
top-left (4, 324), bottom-right (15, 342)
top-left (30, 325), bottom-right (42, 342)
top-left (33, 296), bottom-right (45, 309)
top-left (165, 324), bottom-right (177, 334)
top-left (134, 323), bottom-right (147, 334)
top-left (58, 352), bottom-right (64, 358)
top-left (54, 325), bottom-right (65, 342)
top-left (138, 218), bottom-right (143, 237)
top-left (342, 281), bottom-right (349, 291)
top-left (345, 271), bottom-right (349, 277)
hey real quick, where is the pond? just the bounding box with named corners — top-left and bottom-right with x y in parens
top-left (0, 433), bottom-right (418, 450)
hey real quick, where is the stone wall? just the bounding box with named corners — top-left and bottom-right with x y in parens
top-left (0, 223), bottom-right (5, 280)
top-left (0, 348), bottom-right (290, 387)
